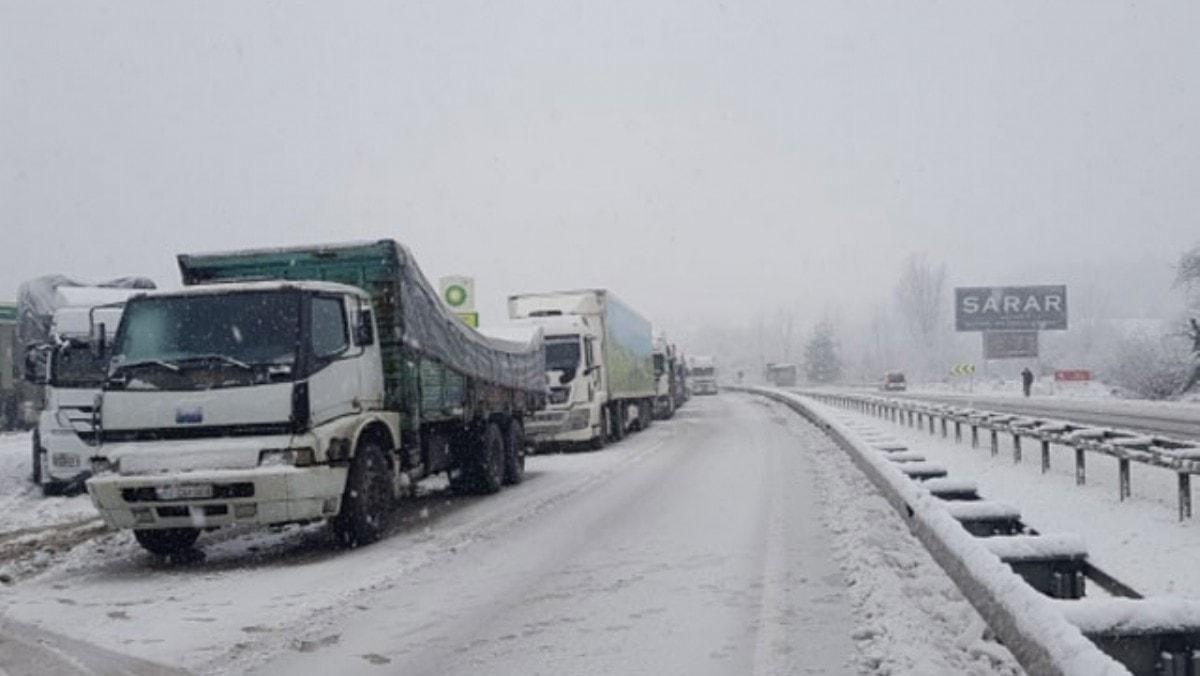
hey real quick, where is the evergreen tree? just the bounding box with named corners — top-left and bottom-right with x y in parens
top-left (804, 320), bottom-right (842, 383)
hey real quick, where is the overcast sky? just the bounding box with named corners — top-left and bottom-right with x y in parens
top-left (3, 0), bottom-right (1198, 335)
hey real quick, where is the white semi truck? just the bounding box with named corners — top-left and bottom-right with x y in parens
top-left (652, 333), bottom-right (679, 419)
top-left (17, 277), bottom-right (154, 494)
top-left (508, 289), bottom-right (655, 449)
top-left (689, 355), bottom-right (719, 395)
top-left (85, 241), bottom-right (546, 556)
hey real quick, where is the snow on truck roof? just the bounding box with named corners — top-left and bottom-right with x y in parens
top-left (137, 280), bottom-right (370, 298)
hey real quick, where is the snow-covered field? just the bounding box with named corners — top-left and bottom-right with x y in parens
top-left (0, 395), bottom-right (1022, 674)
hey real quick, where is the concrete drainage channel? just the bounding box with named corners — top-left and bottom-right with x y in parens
top-left (739, 386), bottom-right (1200, 676)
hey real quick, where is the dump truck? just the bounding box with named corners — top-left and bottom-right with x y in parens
top-left (507, 289), bottom-right (655, 449)
top-left (86, 240), bottom-right (546, 555)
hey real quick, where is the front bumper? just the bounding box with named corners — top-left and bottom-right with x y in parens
top-left (87, 465), bottom-right (347, 530)
top-left (525, 406), bottom-right (599, 444)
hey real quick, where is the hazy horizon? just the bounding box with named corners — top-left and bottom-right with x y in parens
top-left (4, 1), bottom-right (1198, 339)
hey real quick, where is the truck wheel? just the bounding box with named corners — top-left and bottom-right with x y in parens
top-left (473, 423), bottom-right (506, 494)
top-left (332, 441), bottom-right (394, 547)
top-left (30, 431), bottom-right (42, 485)
top-left (610, 404), bottom-right (625, 442)
top-left (504, 421), bottom-right (526, 485)
top-left (589, 410), bottom-right (609, 451)
top-left (641, 399), bottom-right (654, 429)
top-left (134, 528), bottom-right (199, 557)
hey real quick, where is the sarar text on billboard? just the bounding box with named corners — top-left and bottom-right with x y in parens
top-left (955, 285), bottom-right (1068, 332)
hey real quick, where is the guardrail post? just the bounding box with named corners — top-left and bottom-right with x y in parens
top-left (954, 420), bottom-right (962, 443)
top-left (1075, 448), bottom-right (1086, 485)
top-left (971, 425), bottom-right (979, 449)
top-left (1012, 433), bottom-right (1022, 464)
top-left (929, 414), bottom-right (936, 436)
top-left (940, 417), bottom-right (948, 438)
top-left (990, 429), bottom-right (999, 457)
top-left (1179, 473), bottom-right (1193, 521)
top-left (1041, 440), bottom-right (1051, 473)
top-left (1118, 459), bottom-right (1131, 501)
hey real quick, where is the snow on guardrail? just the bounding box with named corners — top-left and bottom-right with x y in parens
top-left (735, 385), bottom-right (1129, 676)
top-left (812, 391), bottom-right (1200, 521)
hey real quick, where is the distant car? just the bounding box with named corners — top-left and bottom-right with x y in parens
top-left (882, 372), bottom-right (907, 391)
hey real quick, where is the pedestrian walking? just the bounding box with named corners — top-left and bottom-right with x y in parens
top-left (1021, 367), bottom-right (1034, 397)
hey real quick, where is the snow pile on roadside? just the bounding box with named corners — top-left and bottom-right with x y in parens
top-left (0, 432), bottom-right (97, 533)
top-left (778, 407), bottom-right (1023, 675)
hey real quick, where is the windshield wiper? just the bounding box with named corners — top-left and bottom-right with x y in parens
top-left (114, 359), bottom-right (181, 373)
top-left (174, 354), bottom-right (254, 371)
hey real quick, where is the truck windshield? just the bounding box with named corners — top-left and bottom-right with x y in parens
top-left (545, 337), bottom-right (581, 372)
top-left (112, 292), bottom-right (301, 385)
top-left (50, 342), bottom-right (109, 388)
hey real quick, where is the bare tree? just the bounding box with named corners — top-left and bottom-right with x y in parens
top-left (1174, 245), bottom-right (1200, 393)
top-left (893, 253), bottom-right (948, 377)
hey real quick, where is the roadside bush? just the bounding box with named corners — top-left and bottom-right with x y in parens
top-left (1106, 333), bottom-right (1192, 400)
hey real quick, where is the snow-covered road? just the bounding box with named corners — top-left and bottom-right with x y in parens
top-left (0, 395), bottom-right (1019, 675)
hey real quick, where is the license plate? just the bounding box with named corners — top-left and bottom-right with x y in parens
top-left (156, 484), bottom-right (213, 501)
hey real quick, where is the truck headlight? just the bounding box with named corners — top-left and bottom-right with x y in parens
top-left (51, 453), bottom-right (80, 468)
top-left (90, 457), bottom-right (118, 474)
top-left (259, 447), bottom-right (315, 467)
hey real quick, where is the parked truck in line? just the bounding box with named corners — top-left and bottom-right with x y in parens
top-left (0, 303), bottom-right (18, 430)
top-left (507, 289), bottom-right (655, 449)
top-left (689, 355), bottom-right (719, 395)
top-left (652, 333), bottom-right (679, 419)
top-left (17, 276), bottom-right (155, 493)
top-left (86, 240), bottom-right (546, 556)
top-left (764, 362), bottom-right (798, 387)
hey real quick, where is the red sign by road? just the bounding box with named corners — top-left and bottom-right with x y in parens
top-left (1054, 369), bottom-right (1092, 382)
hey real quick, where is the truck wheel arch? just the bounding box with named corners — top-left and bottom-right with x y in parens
top-left (351, 419), bottom-right (398, 468)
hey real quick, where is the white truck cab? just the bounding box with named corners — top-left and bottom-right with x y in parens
top-left (31, 288), bottom-right (138, 494)
top-left (87, 280), bottom-right (396, 553)
top-left (510, 314), bottom-right (604, 446)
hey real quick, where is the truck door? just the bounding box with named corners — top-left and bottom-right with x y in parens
top-left (585, 335), bottom-right (600, 402)
top-left (305, 294), bottom-right (361, 426)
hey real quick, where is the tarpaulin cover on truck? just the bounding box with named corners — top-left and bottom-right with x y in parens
top-left (177, 240), bottom-right (546, 394)
top-left (16, 275), bottom-right (156, 350)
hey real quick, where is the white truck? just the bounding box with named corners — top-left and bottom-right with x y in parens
top-left (17, 278), bottom-right (153, 494)
top-left (652, 333), bottom-right (679, 419)
top-left (508, 289), bottom-right (655, 449)
top-left (689, 355), bottom-right (719, 395)
top-left (85, 241), bottom-right (546, 556)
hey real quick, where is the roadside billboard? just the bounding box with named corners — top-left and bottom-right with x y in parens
top-left (983, 331), bottom-right (1039, 359)
top-left (955, 285), bottom-right (1068, 332)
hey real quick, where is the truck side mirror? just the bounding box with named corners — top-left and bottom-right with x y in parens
top-left (23, 346), bottom-right (49, 385)
top-left (90, 323), bottom-right (107, 359)
top-left (355, 310), bottom-right (375, 346)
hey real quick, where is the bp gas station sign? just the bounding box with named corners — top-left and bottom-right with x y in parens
top-left (439, 276), bottom-right (478, 327)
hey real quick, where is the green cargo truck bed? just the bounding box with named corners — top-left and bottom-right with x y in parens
top-left (177, 240), bottom-right (545, 419)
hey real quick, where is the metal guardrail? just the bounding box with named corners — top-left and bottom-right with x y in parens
top-left (736, 386), bottom-right (1129, 675)
top-left (808, 391), bottom-right (1200, 522)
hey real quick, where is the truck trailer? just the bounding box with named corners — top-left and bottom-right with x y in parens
top-left (86, 240), bottom-right (546, 555)
top-left (508, 289), bottom-right (655, 449)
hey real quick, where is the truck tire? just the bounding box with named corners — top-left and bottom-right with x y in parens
top-left (473, 423), bottom-right (506, 494)
top-left (589, 409), bottom-right (609, 451)
top-left (504, 421), bottom-right (525, 485)
top-left (610, 404), bottom-right (625, 442)
top-left (30, 431), bottom-right (42, 485)
top-left (332, 440), bottom-right (394, 547)
top-left (134, 528), bottom-right (199, 557)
